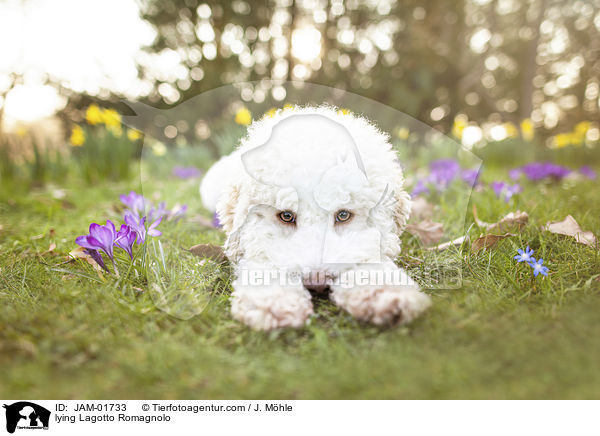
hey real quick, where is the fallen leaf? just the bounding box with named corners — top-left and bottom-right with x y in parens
top-left (40, 242), bottom-right (57, 256)
top-left (543, 215), bottom-right (597, 248)
top-left (69, 246), bottom-right (105, 273)
top-left (189, 243), bottom-right (227, 263)
top-left (473, 205), bottom-right (529, 232)
top-left (406, 220), bottom-right (444, 245)
top-left (410, 197), bottom-right (434, 220)
top-left (425, 235), bottom-right (467, 251)
top-left (471, 233), bottom-right (515, 252)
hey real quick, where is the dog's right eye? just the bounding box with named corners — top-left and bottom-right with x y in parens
top-left (278, 210), bottom-right (296, 224)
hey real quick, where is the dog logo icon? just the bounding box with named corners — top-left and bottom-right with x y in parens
top-left (3, 402), bottom-right (50, 434)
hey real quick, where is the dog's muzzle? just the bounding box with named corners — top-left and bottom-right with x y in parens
top-left (301, 271), bottom-right (335, 295)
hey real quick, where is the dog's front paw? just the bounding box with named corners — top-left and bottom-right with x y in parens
top-left (331, 286), bottom-right (431, 326)
top-left (231, 287), bottom-right (314, 331)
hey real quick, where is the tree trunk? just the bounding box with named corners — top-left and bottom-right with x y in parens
top-left (519, 0), bottom-right (546, 119)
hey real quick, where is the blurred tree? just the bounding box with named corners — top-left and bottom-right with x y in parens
top-left (0, 73), bottom-right (23, 138)
top-left (133, 0), bottom-right (599, 135)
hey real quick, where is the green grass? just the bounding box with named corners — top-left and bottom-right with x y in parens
top-left (1, 154), bottom-right (599, 399)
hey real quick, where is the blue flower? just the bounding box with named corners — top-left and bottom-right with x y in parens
top-left (514, 246), bottom-right (534, 263)
top-left (529, 258), bottom-right (549, 277)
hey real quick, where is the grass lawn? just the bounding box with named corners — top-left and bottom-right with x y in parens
top-left (1, 153), bottom-right (599, 399)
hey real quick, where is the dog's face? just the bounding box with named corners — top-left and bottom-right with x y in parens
top-left (217, 111), bottom-right (411, 278)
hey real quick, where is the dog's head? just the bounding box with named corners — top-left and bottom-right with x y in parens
top-left (216, 107), bottom-right (410, 277)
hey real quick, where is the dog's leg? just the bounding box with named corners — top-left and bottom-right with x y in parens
top-left (330, 263), bottom-right (431, 326)
top-left (230, 268), bottom-right (313, 330)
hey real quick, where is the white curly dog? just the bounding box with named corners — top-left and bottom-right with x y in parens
top-left (201, 106), bottom-right (430, 330)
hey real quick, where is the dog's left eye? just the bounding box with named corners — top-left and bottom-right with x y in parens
top-left (335, 210), bottom-right (352, 223)
top-left (278, 210), bottom-right (296, 224)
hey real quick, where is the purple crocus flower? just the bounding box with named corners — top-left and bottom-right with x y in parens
top-left (114, 224), bottom-right (137, 259)
top-left (168, 204), bottom-right (188, 221)
top-left (520, 162), bottom-right (571, 181)
top-left (579, 166), bottom-right (596, 180)
top-left (545, 163), bottom-right (571, 179)
top-left (428, 159), bottom-right (460, 189)
top-left (148, 201), bottom-right (168, 222)
top-left (504, 183), bottom-right (522, 201)
top-left (120, 191), bottom-right (147, 215)
top-left (172, 166), bottom-right (202, 179)
top-left (461, 168), bottom-right (479, 187)
top-left (411, 179), bottom-right (429, 197)
top-left (124, 212), bottom-right (162, 244)
top-left (75, 220), bottom-right (117, 259)
top-left (212, 212), bottom-right (222, 228)
top-left (508, 168), bottom-right (522, 180)
top-left (490, 181), bottom-right (507, 198)
top-left (490, 181), bottom-right (521, 202)
top-left (85, 249), bottom-right (109, 272)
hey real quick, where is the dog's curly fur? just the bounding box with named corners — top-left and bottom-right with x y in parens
top-left (201, 106), bottom-right (430, 330)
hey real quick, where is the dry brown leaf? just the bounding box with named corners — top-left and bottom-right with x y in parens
top-left (406, 220), bottom-right (444, 245)
top-left (471, 233), bottom-right (515, 252)
top-left (69, 246), bottom-right (105, 273)
top-left (425, 235), bottom-right (468, 251)
top-left (410, 197), bottom-right (434, 221)
top-left (189, 243), bottom-right (227, 263)
top-left (473, 205), bottom-right (528, 232)
top-left (40, 242), bottom-right (57, 256)
top-left (543, 215), bottom-right (597, 248)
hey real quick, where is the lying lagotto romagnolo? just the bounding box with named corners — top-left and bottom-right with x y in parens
top-left (200, 106), bottom-right (430, 330)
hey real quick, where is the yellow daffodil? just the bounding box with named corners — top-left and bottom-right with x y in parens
top-left (503, 122), bottom-right (519, 138)
top-left (553, 133), bottom-right (571, 149)
top-left (235, 107), bottom-right (252, 125)
top-left (70, 125), bottom-right (85, 146)
top-left (102, 108), bottom-right (121, 127)
top-left (16, 126), bottom-right (27, 138)
top-left (264, 108), bottom-right (277, 119)
top-left (107, 124), bottom-right (123, 138)
top-left (397, 127), bottom-right (410, 140)
top-left (86, 104), bottom-right (103, 125)
top-left (152, 142), bottom-right (167, 156)
top-left (574, 121), bottom-right (590, 136)
top-left (520, 119), bottom-right (534, 141)
top-left (127, 129), bottom-right (143, 141)
top-left (452, 116), bottom-right (468, 139)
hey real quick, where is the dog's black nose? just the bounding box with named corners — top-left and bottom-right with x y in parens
top-left (302, 272), bottom-right (332, 295)
top-left (303, 283), bottom-right (331, 294)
